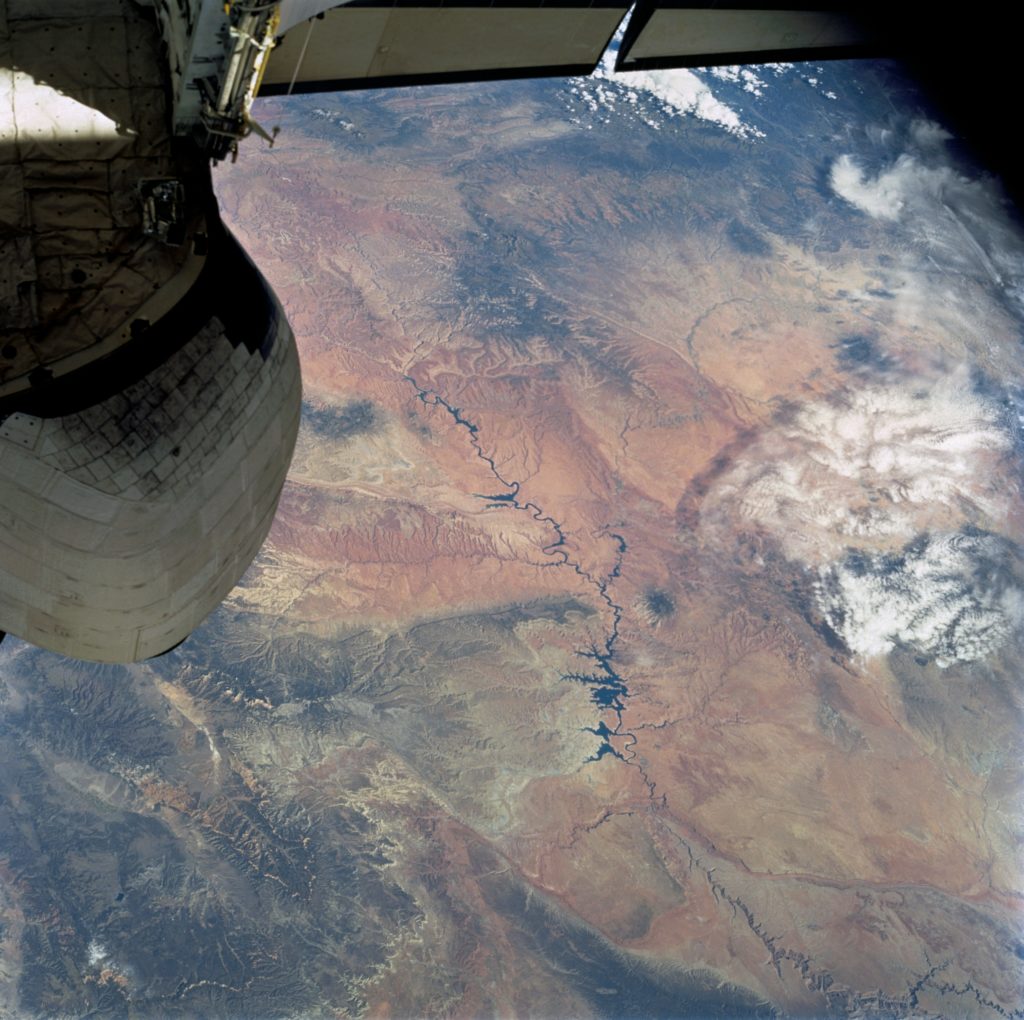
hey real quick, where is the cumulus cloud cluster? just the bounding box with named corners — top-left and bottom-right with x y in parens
top-left (570, 8), bottom-right (842, 138)
top-left (612, 69), bottom-right (760, 137)
top-left (702, 369), bottom-right (1020, 665)
top-left (830, 154), bottom-right (936, 221)
top-left (570, 9), bottom-right (808, 138)
top-left (708, 368), bottom-right (1012, 563)
top-left (817, 531), bottom-right (1020, 666)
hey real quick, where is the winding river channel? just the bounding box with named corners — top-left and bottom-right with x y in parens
top-left (406, 376), bottom-right (642, 768)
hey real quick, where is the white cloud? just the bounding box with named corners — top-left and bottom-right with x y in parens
top-left (700, 369), bottom-right (1021, 666)
top-left (829, 139), bottom-right (1024, 304)
top-left (816, 531), bottom-right (1020, 666)
top-left (910, 118), bottom-right (953, 147)
top-left (703, 367), bottom-right (1013, 564)
top-left (573, 7), bottom-right (765, 139)
top-left (830, 154), bottom-right (919, 220)
top-left (613, 68), bottom-right (757, 137)
top-left (829, 153), bottom-right (977, 222)
top-left (570, 10), bottom-right (838, 138)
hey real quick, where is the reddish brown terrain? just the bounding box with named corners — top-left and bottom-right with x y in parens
top-left (216, 76), bottom-right (1022, 1016)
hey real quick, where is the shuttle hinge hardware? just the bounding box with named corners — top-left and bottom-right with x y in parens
top-left (139, 179), bottom-right (187, 245)
top-left (246, 117), bottom-right (280, 147)
top-left (197, 2), bottom-right (281, 158)
top-left (155, 0), bottom-right (281, 158)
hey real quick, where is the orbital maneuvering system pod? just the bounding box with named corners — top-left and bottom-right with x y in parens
top-left (0, 2), bottom-right (300, 661)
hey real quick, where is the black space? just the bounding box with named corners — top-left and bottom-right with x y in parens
top-left (884, 17), bottom-right (1024, 210)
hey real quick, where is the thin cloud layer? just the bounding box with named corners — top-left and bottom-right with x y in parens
top-left (829, 127), bottom-right (1024, 302)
